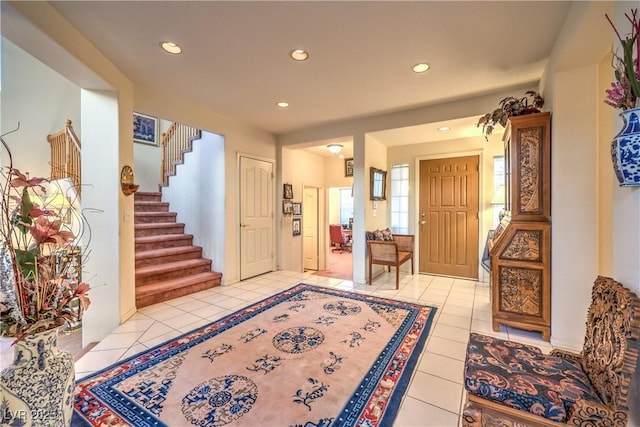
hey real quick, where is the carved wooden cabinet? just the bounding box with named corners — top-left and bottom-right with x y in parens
top-left (488, 112), bottom-right (551, 341)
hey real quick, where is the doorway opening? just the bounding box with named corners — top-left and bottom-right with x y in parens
top-left (313, 186), bottom-right (352, 280)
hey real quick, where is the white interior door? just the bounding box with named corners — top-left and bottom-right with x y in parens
top-left (303, 187), bottom-right (319, 270)
top-left (240, 156), bottom-right (274, 280)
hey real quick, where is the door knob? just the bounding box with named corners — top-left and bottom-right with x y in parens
top-left (240, 223), bottom-right (249, 228)
top-left (420, 220), bottom-right (426, 225)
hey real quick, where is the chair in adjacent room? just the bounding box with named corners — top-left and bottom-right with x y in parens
top-left (329, 224), bottom-right (351, 253)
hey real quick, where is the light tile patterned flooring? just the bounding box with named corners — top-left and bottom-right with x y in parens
top-left (4, 270), bottom-right (554, 426)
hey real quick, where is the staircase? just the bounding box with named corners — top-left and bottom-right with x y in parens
top-left (134, 191), bottom-right (221, 308)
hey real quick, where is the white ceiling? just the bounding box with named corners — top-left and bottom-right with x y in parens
top-left (44, 1), bottom-right (571, 148)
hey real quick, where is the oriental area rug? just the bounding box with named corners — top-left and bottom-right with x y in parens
top-left (72, 284), bottom-right (437, 427)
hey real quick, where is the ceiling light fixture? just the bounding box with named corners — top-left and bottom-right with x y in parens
top-left (412, 63), bottom-right (430, 73)
top-left (438, 126), bottom-right (451, 131)
top-left (276, 101), bottom-right (289, 108)
top-left (290, 49), bottom-right (309, 61)
top-left (160, 41), bottom-right (182, 54)
top-left (327, 144), bottom-right (343, 154)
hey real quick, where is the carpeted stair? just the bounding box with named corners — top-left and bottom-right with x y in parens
top-left (134, 191), bottom-right (221, 308)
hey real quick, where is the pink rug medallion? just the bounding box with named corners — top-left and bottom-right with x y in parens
top-left (72, 284), bottom-right (436, 426)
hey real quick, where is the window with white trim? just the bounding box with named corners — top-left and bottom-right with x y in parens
top-left (390, 163), bottom-right (409, 234)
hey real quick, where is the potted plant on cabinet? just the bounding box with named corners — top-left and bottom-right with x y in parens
top-left (476, 90), bottom-right (544, 141)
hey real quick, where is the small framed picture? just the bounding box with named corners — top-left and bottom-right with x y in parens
top-left (133, 112), bottom-right (158, 146)
top-left (345, 158), bottom-right (354, 177)
top-left (292, 202), bottom-right (302, 216)
top-left (283, 200), bottom-right (293, 215)
top-left (283, 183), bottom-right (294, 199)
top-left (292, 218), bottom-right (301, 236)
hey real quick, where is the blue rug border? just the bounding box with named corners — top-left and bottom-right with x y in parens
top-left (382, 297), bottom-right (436, 427)
top-left (72, 283), bottom-right (438, 427)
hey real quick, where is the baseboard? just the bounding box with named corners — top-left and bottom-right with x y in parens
top-left (550, 336), bottom-right (582, 353)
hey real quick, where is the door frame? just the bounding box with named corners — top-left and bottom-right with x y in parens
top-left (237, 153), bottom-right (276, 281)
top-left (302, 185), bottom-right (321, 271)
top-left (415, 150), bottom-right (485, 280)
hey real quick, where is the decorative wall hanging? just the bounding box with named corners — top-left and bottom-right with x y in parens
top-left (133, 112), bottom-right (158, 146)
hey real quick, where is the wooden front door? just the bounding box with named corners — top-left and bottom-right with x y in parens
top-left (419, 156), bottom-right (479, 279)
top-left (239, 156), bottom-right (274, 280)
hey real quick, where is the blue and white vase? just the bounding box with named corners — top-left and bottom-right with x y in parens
top-left (611, 106), bottom-right (640, 186)
top-left (0, 327), bottom-right (75, 426)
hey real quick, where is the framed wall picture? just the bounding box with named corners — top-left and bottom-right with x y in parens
top-left (133, 112), bottom-right (159, 146)
top-left (283, 200), bottom-right (293, 215)
top-left (345, 158), bottom-right (354, 177)
top-left (292, 218), bottom-right (301, 236)
top-left (292, 202), bottom-right (302, 216)
top-left (283, 183), bottom-right (294, 199)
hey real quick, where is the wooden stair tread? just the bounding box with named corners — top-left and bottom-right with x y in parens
top-left (136, 272), bottom-right (222, 299)
top-left (134, 185), bottom-right (220, 307)
top-left (136, 258), bottom-right (211, 276)
top-left (135, 245), bottom-right (201, 260)
top-left (135, 211), bottom-right (176, 217)
top-left (135, 233), bottom-right (194, 243)
top-left (134, 201), bottom-right (168, 206)
top-left (135, 222), bottom-right (185, 229)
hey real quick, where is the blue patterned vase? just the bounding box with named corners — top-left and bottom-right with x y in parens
top-left (611, 107), bottom-right (640, 186)
top-left (0, 327), bottom-right (75, 426)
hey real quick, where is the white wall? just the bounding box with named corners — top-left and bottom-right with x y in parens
top-left (161, 132), bottom-right (225, 276)
top-left (1, 38), bottom-right (80, 177)
top-left (325, 154), bottom-right (354, 188)
top-left (363, 135), bottom-right (389, 280)
top-left (81, 90), bottom-right (123, 343)
top-left (133, 118), bottom-right (171, 192)
top-left (280, 147), bottom-right (326, 272)
top-left (548, 65), bottom-right (600, 351)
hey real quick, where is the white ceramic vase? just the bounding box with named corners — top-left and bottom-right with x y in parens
top-left (0, 327), bottom-right (75, 426)
top-left (611, 106), bottom-right (640, 186)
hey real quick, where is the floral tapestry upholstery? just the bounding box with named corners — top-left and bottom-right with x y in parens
top-left (463, 333), bottom-right (602, 422)
top-left (365, 228), bottom-right (394, 241)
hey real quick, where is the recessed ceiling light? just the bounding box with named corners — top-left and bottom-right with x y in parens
top-left (277, 101), bottom-right (289, 108)
top-left (160, 41), bottom-right (182, 54)
top-left (438, 126), bottom-right (451, 131)
top-left (412, 63), bottom-right (430, 73)
top-left (290, 49), bottom-right (309, 61)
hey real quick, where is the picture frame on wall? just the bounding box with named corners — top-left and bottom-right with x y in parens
top-left (292, 202), bottom-right (302, 216)
top-left (292, 218), bottom-right (301, 236)
top-left (133, 112), bottom-right (159, 146)
top-left (283, 183), bottom-right (294, 199)
top-left (283, 200), bottom-right (293, 215)
top-left (345, 158), bottom-right (354, 177)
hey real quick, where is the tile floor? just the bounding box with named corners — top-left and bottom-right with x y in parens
top-left (3, 270), bottom-right (554, 426)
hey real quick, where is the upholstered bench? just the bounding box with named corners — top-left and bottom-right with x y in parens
top-left (462, 276), bottom-right (640, 427)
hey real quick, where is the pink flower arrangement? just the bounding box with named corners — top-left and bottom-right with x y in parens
top-left (605, 8), bottom-right (640, 110)
top-left (0, 134), bottom-right (91, 342)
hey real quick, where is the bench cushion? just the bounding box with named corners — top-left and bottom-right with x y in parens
top-left (464, 333), bottom-right (602, 422)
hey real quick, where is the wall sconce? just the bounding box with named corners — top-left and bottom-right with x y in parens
top-left (327, 144), bottom-right (343, 154)
top-left (120, 165), bottom-right (140, 196)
